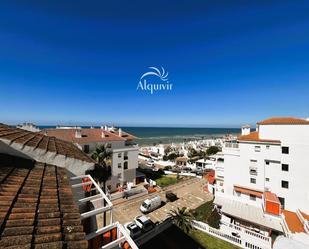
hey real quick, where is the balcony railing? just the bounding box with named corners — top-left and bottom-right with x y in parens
top-left (225, 142), bottom-right (239, 149)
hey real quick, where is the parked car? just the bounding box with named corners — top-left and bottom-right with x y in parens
top-left (134, 215), bottom-right (154, 232)
top-left (165, 191), bottom-right (178, 202)
top-left (124, 222), bottom-right (142, 239)
top-left (140, 195), bottom-right (161, 213)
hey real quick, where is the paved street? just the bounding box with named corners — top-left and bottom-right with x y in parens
top-left (111, 177), bottom-right (213, 224)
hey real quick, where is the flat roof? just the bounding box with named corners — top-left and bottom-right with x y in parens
top-left (214, 195), bottom-right (283, 232)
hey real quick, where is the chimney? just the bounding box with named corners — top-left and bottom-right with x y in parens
top-left (119, 128), bottom-right (122, 137)
top-left (101, 131), bottom-right (106, 138)
top-left (241, 125), bottom-right (250, 136)
top-left (75, 129), bottom-right (82, 138)
top-left (104, 125), bottom-right (108, 131)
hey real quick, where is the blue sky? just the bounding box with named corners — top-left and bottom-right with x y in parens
top-left (1, 0), bottom-right (309, 127)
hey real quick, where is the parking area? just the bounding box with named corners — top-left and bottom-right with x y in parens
top-left (111, 177), bottom-right (213, 224)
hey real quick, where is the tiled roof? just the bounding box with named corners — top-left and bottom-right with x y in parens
top-left (257, 117), bottom-right (309, 125)
top-left (205, 170), bottom-right (215, 185)
top-left (43, 128), bottom-right (137, 144)
top-left (300, 211), bottom-right (309, 221)
top-left (282, 210), bottom-right (305, 234)
top-left (238, 131), bottom-right (281, 143)
top-left (264, 191), bottom-right (280, 203)
top-left (0, 155), bottom-right (88, 248)
top-left (234, 185), bottom-right (263, 198)
top-left (0, 124), bottom-right (93, 163)
top-left (176, 157), bottom-right (187, 162)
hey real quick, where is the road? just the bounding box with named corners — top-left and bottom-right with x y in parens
top-left (111, 177), bottom-right (213, 225)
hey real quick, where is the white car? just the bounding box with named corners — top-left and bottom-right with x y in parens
top-left (124, 222), bottom-right (142, 239)
top-left (134, 215), bottom-right (154, 233)
top-left (140, 195), bottom-right (161, 213)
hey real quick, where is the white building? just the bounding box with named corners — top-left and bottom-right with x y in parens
top-left (43, 126), bottom-right (139, 192)
top-left (196, 152), bottom-right (224, 171)
top-left (16, 122), bottom-right (41, 132)
top-left (212, 117), bottom-right (309, 242)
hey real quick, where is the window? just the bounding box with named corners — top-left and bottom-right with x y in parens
top-left (124, 161), bottom-right (128, 170)
top-left (266, 145), bottom-right (270, 149)
top-left (282, 164), bottom-right (289, 171)
top-left (250, 178), bottom-right (256, 184)
top-left (282, 146), bottom-right (289, 154)
top-left (254, 146), bottom-right (261, 152)
top-left (265, 178), bottom-right (270, 182)
top-left (118, 153), bottom-right (122, 158)
top-left (118, 163), bottom-right (121, 168)
top-left (124, 152), bottom-right (128, 160)
top-left (278, 197), bottom-right (285, 209)
top-left (83, 145), bottom-right (89, 153)
top-left (117, 173), bottom-right (122, 179)
top-left (249, 168), bottom-right (257, 176)
top-left (281, 180), bottom-right (289, 189)
top-left (107, 143), bottom-right (112, 148)
top-left (250, 194), bottom-right (256, 201)
top-left (265, 161), bottom-right (270, 165)
top-left (236, 191), bottom-right (241, 197)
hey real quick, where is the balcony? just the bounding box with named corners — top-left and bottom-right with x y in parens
top-left (225, 142), bottom-right (239, 149)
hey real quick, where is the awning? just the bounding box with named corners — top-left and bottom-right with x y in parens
top-left (214, 195), bottom-right (283, 232)
top-left (234, 185), bottom-right (263, 198)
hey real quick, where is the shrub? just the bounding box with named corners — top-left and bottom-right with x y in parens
top-left (207, 208), bottom-right (221, 229)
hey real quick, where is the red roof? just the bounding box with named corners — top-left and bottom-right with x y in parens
top-left (0, 124), bottom-right (93, 163)
top-left (43, 128), bottom-right (137, 144)
top-left (300, 211), bottom-right (309, 221)
top-left (234, 185), bottom-right (263, 198)
top-left (0, 155), bottom-right (88, 248)
top-left (206, 170), bottom-right (215, 185)
top-left (282, 210), bottom-right (305, 233)
top-left (238, 131), bottom-right (281, 143)
top-left (258, 117), bottom-right (309, 125)
top-left (264, 191), bottom-right (280, 203)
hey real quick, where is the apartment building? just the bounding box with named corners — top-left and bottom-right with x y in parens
top-left (211, 117), bottom-right (309, 239)
top-left (43, 126), bottom-right (139, 192)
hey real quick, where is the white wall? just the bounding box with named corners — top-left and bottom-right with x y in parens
top-left (222, 124), bottom-right (309, 213)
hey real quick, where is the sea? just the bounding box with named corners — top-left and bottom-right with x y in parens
top-left (39, 126), bottom-right (240, 146)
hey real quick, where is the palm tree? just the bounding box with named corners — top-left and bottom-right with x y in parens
top-left (91, 145), bottom-right (112, 165)
top-left (168, 207), bottom-right (193, 233)
top-left (87, 145), bottom-right (112, 227)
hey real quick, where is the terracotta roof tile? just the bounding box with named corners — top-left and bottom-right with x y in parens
top-left (0, 124), bottom-right (93, 163)
top-left (42, 127), bottom-right (137, 144)
top-left (257, 117), bottom-right (309, 125)
top-left (282, 210), bottom-right (305, 233)
top-left (0, 156), bottom-right (88, 249)
top-left (238, 131), bottom-right (281, 143)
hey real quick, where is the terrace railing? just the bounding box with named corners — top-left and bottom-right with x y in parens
top-left (191, 220), bottom-right (272, 249)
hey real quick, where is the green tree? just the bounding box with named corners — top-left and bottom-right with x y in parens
top-left (207, 208), bottom-right (221, 229)
top-left (91, 144), bottom-right (112, 165)
top-left (206, 146), bottom-right (220, 156)
top-left (168, 152), bottom-right (179, 161)
top-left (168, 207), bottom-right (193, 233)
top-left (88, 145), bottom-right (112, 227)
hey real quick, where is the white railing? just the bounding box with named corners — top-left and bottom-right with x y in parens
top-left (221, 221), bottom-right (271, 242)
top-left (280, 213), bottom-right (291, 237)
top-left (296, 209), bottom-right (309, 233)
top-left (192, 220), bottom-right (272, 249)
top-left (71, 175), bottom-right (139, 249)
